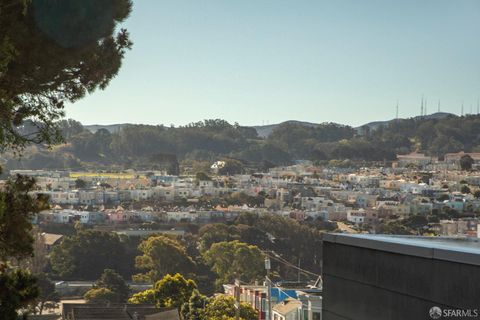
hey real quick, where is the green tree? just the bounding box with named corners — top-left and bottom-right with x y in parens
top-left (198, 224), bottom-right (239, 252)
top-left (461, 185), bottom-right (471, 194)
top-left (236, 224), bottom-right (271, 249)
top-left (94, 269), bottom-right (130, 303)
top-left (128, 289), bottom-right (156, 304)
top-left (0, 175), bottom-right (49, 319)
top-left (205, 295), bottom-right (257, 320)
top-left (460, 154), bottom-right (474, 171)
top-left (50, 230), bottom-right (126, 280)
top-left (84, 287), bottom-right (117, 304)
top-left (0, 1), bottom-right (132, 317)
top-left (0, 268), bottom-right (39, 319)
top-left (75, 178), bottom-right (87, 189)
top-left (130, 273), bottom-right (197, 314)
top-left (203, 241), bottom-right (265, 288)
top-left (234, 212), bottom-right (323, 279)
top-left (31, 274), bottom-right (59, 315)
top-left (378, 221), bottom-right (414, 235)
top-left (181, 289), bottom-right (208, 320)
top-left (195, 171), bottom-right (211, 182)
top-left (218, 159), bottom-right (244, 175)
top-left (0, 176), bottom-right (48, 262)
top-left (154, 273), bottom-right (197, 310)
top-left (0, 0), bottom-right (132, 150)
top-left (134, 236), bottom-right (195, 283)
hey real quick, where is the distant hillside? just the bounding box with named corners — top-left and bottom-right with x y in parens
top-left (254, 113), bottom-right (457, 137)
top-left (252, 120), bottom-right (320, 138)
top-left (84, 123), bottom-right (131, 133)
top-left (83, 113), bottom-right (457, 137)
top-left (86, 120), bottom-right (323, 138)
top-left (356, 112), bottom-right (456, 131)
top-left (5, 113), bottom-right (480, 172)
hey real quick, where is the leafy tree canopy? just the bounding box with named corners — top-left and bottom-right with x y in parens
top-left (0, 0), bottom-right (132, 150)
top-left (129, 273), bottom-right (197, 312)
top-left (84, 287), bottom-right (117, 304)
top-left (50, 230), bottom-right (127, 280)
top-left (204, 295), bottom-right (257, 320)
top-left (154, 273), bottom-right (197, 310)
top-left (203, 240), bottom-right (265, 288)
top-left (94, 269), bottom-right (130, 303)
top-left (134, 235), bottom-right (195, 283)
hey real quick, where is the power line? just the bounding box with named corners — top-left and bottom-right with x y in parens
top-left (271, 282), bottom-right (297, 300)
top-left (263, 250), bottom-right (321, 278)
top-left (249, 224), bottom-right (322, 278)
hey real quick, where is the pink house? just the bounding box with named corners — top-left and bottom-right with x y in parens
top-left (107, 206), bottom-right (127, 223)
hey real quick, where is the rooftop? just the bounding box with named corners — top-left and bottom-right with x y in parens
top-left (272, 298), bottom-right (302, 315)
top-left (41, 233), bottom-right (64, 246)
top-left (323, 233), bottom-right (480, 266)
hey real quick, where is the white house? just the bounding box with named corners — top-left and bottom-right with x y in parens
top-left (296, 291), bottom-right (322, 320)
top-left (347, 209), bottom-right (366, 224)
top-left (129, 189), bottom-right (153, 201)
top-left (272, 298), bottom-right (302, 320)
top-left (51, 210), bottom-right (73, 224)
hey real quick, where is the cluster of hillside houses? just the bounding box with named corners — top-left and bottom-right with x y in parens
top-left (8, 151), bottom-right (480, 238)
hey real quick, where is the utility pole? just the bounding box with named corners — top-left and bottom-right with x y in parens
top-left (265, 257), bottom-right (272, 320)
top-left (234, 279), bottom-right (240, 320)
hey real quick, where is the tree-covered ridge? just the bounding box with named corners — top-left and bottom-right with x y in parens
top-left (6, 114), bottom-right (480, 170)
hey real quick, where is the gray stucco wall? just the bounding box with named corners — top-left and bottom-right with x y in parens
top-left (322, 241), bottom-right (480, 320)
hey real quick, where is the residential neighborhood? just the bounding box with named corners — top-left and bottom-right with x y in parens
top-left (6, 151), bottom-right (480, 319)
top-left (3, 0), bottom-right (480, 319)
top-left (18, 151), bottom-right (480, 240)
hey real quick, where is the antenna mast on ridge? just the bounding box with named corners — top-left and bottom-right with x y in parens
top-left (420, 96), bottom-right (424, 116)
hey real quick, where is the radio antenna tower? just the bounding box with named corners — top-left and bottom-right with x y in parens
top-left (425, 98), bottom-right (427, 115)
top-left (438, 100), bottom-right (440, 112)
top-left (396, 100), bottom-right (399, 119)
top-left (420, 96), bottom-right (424, 116)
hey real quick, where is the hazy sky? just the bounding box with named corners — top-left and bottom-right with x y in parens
top-left (65, 0), bottom-right (480, 127)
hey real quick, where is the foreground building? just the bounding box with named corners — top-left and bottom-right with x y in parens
top-left (322, 234), bottom-right (480, 320)
top-left (223, 283), bottom-right (322, 320)
top-left (61, 303), bottom-right (178, 320)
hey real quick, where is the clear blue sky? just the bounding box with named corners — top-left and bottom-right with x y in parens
top-left (65, 0), bottom-right (480, 127)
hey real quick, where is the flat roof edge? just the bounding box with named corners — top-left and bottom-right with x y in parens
top-left (323, 233), bottom-right (480, 266)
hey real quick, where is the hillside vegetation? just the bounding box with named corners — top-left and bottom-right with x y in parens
top-left (4, 114), bottom-right (480, 171)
